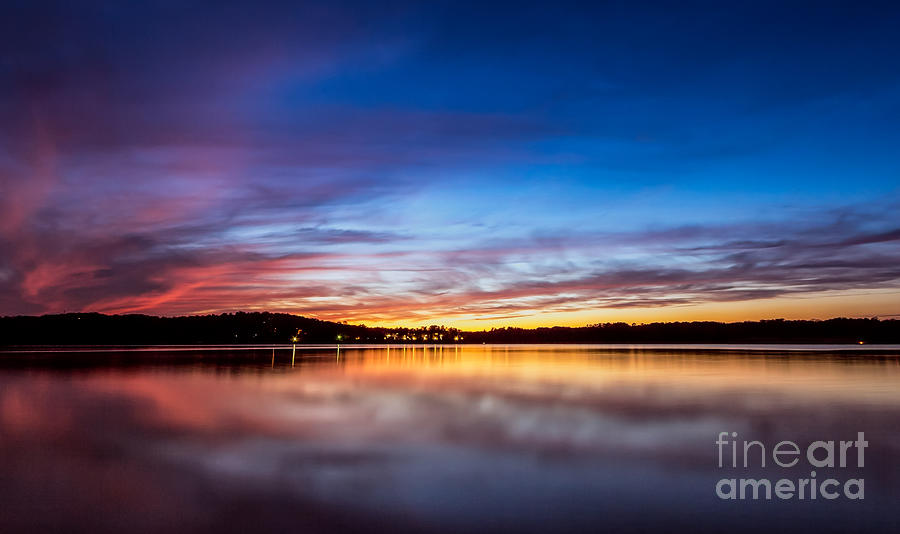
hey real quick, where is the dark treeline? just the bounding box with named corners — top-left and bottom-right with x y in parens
top-left (464, 318), bottom-right (899, 344)
top-left (0, 312), bottom-right (457, 345)
top-left (1, 312), bottom-right (899, 345)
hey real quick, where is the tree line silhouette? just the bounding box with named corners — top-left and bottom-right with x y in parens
top-left (1, 312), bottom-right (899, 345)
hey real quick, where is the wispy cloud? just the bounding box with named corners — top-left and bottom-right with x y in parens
top-left (2, 1), bottom-right (900, 322)
top-left (3, 191), bottom-right (897, 322)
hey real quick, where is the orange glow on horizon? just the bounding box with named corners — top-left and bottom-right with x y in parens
top-left (85, 287), bottom-right (900, 330)
top-left (330, 289), bottom-right (900, 329)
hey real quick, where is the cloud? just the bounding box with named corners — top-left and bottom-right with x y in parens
top-left (2, 2), bottom-right (900, 321)
top-left (2, 184), bottom-right (899, 320)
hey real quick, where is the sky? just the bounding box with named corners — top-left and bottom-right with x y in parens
top-left (1, 1), bottom-right (899, 327)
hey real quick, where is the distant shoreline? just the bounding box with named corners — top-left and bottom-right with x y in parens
top-left (4, 343), bottom-right (900, 351)
top-left (2, 312), bottom-right (899, 346)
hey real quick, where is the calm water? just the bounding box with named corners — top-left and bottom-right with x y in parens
top-left (1, 345), bottom-right (899, 533)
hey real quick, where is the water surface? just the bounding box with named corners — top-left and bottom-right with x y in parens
top-left (1, 345), bottom-right (898, 533)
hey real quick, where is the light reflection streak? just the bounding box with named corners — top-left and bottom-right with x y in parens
top-left (1, 346), bottom-right (899, 533)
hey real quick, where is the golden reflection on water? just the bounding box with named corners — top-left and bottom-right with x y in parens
top-left (284, 345), bottom-right (900, 405)
top-left (1, 345), bottom-right (899, 533)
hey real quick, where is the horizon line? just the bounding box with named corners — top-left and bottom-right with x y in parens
top-left (4, 310), bottom-right (898, 330)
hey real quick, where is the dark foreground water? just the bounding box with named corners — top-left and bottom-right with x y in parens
top-left (1, 344), bottom-right (898, 533)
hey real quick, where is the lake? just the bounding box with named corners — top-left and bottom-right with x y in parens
top-left (1, 344), bottom-right (898, 533)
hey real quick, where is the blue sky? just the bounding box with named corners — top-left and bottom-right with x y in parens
top-left (1, 1), bottom-right (899, 325)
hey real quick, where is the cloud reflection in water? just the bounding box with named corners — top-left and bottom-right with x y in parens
top-left (1, 345), bottom-right (899, 533)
